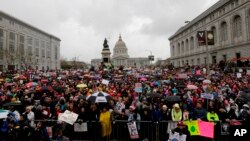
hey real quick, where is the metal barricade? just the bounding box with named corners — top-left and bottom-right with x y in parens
top-left (34, 120), bottom-right (234, 141)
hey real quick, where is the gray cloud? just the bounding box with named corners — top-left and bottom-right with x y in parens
top-left (0, 0), bottom-right (218, 63)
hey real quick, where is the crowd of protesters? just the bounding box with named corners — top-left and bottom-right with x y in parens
top-left (0, 62), bottom-right (249, 141)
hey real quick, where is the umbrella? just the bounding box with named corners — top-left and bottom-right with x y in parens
top-left (165, 96), bottom-right (181, 102)
top-left (41, 79), bottom-right (48, 83)
top-left (140, 77), bottom-right (147, 81)
top-left (76, 84), bottom-right (87, 88)
top-left (0, 110), bottom-right (10, 119)
top-left (187, 84), bottom-right (198, 90)
top-left (147, 93), bottom-right (161, 98)
top-left (26, 82), bottom-right (38, 88)
top-left (3, 102), bottom-right (22, 107)
top-left (203, 79), bottom-right (211, 84)
top-left (86, 92), bottom-right (112, 103)
top-left (162, 80), bottom-right (171, 84)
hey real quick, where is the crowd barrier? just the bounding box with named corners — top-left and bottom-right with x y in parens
top-left (35, 120), bottom-right (237, 141)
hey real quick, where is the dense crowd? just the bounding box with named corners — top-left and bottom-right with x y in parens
top-left (0, 63), bottom-right (249, 141)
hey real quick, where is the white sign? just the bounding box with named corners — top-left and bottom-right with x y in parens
top-left (237, 73), bottom-right (242, 78)
top-left (74, 122), bottom-right (88, 132)
top-left (178, 73), bottom-right (188, 79)
top-left (135, 83), bottom-right (142, 93)
top-left (239, 69), bottom-right (243, 73)
top-left (201, 93), bottom-right (214, 100)
top-left (127, 122), bottom-right (139, 139)
top-left (169, 132), bottom-right (187, 141)
top-left (102, 79), bottom-right (109, 86)
top-left (58, 110), bottom-right (79, 125)
top-left (247, 70), bottom-right (250, 75)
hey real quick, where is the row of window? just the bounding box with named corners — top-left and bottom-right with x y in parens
top-left (181, 0), bottom-right (242, 37)
top-left (172, 13), bottom-right (246, 56)
top-left (0, 29), bottom-right (58, 60)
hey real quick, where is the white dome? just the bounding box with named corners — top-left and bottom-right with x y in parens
top-left (114, 35), bottom-right (127, 49)
top-left (113, 35), bottom-right (129, 58)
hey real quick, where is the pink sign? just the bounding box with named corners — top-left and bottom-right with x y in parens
top-left (196, 70), bottom-right (201, 75)
top-left (198, 121), bottom-right (214, 138)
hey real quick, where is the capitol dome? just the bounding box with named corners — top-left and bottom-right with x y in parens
top-left (114, 35), bottom-right (126, 48)
top-left (113, 34), bottom-right (129, 58)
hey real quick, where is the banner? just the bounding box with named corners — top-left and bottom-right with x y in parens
top-left (102, 79), bottom-right (109, 85)
top-left (201, 93), bottom-right (214, 100)
top-left (197, 31), bottom-right (206, 46)
top-left (135, 83), bottom-right (142, 93)
top-left (74, 122), bottom-right (88, 132)
top-left (184, 120), bottom-right (200, 136)
top-left (58, 110), bottom-right (79, 125)
top-left (199, 121), bottom-right (214, 138)
top-left (169, 132), bottom-right (187, 141)
top-left (207, 31), bottom-right (214, 45)
top-left (127, 122), bottom-right (139, 139)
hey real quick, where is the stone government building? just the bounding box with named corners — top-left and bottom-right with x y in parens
top-left (169, 0), bottom-right (250, 67)
top-left (91, 35), bottom-right (150, 68)
top-left (0, 11), bottom-right (61, 71)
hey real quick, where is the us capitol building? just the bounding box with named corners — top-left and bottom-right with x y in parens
top-left (91, 35), bottom-right (150, 68)
top-left (169, 0), bottom-right (250, 67)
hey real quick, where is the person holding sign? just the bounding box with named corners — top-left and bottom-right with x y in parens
top-left (171, 121), bottom-right (191, 141)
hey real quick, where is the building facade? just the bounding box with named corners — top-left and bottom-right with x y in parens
top-left (169, 0), bottom-right (250, 67)
top-left (0, 11), bottom-right (61, 71)
top-left (91, 35), bottom-right (150, 68)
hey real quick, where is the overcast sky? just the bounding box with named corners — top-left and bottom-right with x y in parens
top-left (0, 0), bottom-right (219, 63)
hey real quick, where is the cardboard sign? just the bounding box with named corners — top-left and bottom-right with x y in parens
top-left (198, 121), bottom-right (214, 138)
top-left (74, 122), bottom-right (88, 132)
top-left (58, 110), bottom-right (78, 125)
top-left (102, 79), bottom-right (109, 86)
top-left (178, 73), bottom-right (188, 79)
top-left (221, 122), bottom-right (230, 135)
top-left (184, 120), bottom-right (200, 136)
top-left (135, 83), bottom-right (142, 93)
top-left (237, 73), bottom-right (242, 78)
top-left (201, 93), bottom-right (214, 100)
top-left (169, 132), bottom-right (187, 141)
top-left (127, 122), bottom-right (139, 139)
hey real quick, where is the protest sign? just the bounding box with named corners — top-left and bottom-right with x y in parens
top-left (135, 83), bottom-right (142, 93)
top-left (198, 121), bottom-right (214, 138)
top-left (239, 69), bottom-right (243, 73)
top-left (169, 132), bottom-right (187, 141)
top-left (200, 93), bottom-right (214, 100)
top-left (127, 122), bottom-right (139, 139)
top-left (184, 120), bottom-right (200, 136)
top-left (74, 122), bottom-right (88, 132)
top-left (247, 70), bottom-right (250, 75)
top-left (102, 79), bottom-right (109, 86)
top-left (178, 73), bottom-right (188, 79)
top-left (58, 110), bottom-right (78, 125)
top-left (221, 122), bottom-right (230, 135)
top-left (237, 73), bottom-right (242, 78)
top-left (0, 110), bottom-right (9, 119)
